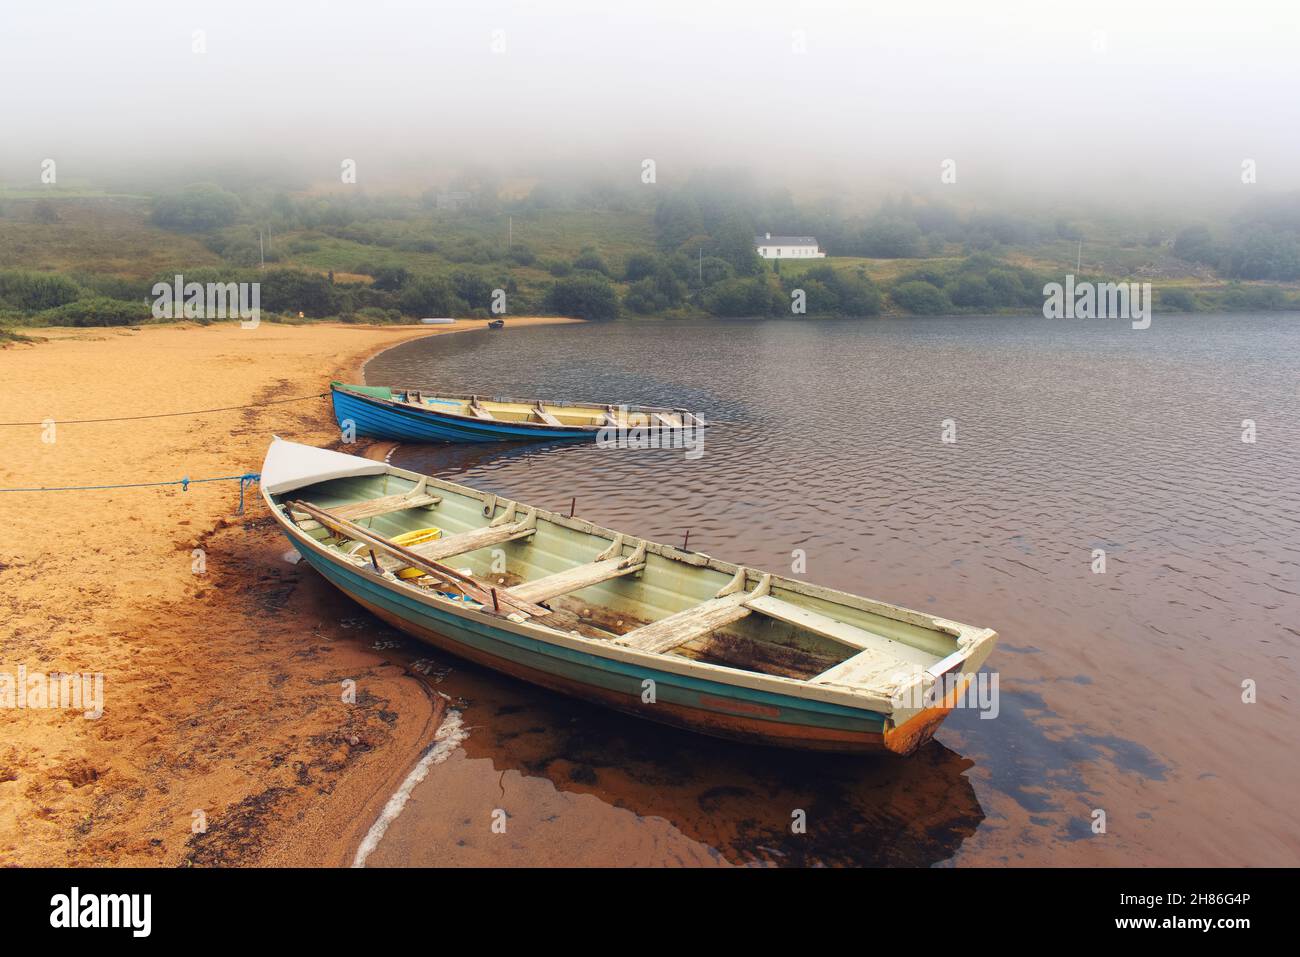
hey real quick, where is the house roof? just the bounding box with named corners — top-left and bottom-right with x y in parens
top-left (755, 235), bottom-right (819, 246)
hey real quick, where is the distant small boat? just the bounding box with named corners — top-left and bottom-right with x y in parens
top-left (420, 317), bottom-right (455, 325)
top-left (488, 319), bottom-right (505, 330)
top-left (331, 381), bottom-right (704, 443)
top-left (260, 438), bottom-right (997, 754)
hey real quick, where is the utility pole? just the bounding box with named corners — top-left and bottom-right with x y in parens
top-left (259, 229), bottom-right (265, 269)
top-left (508, 215), bottom-right (513, 248)
top-left (1076, 239), bottom-right (1082, 273)
top-left (698, 245), bottom-right (703, 283)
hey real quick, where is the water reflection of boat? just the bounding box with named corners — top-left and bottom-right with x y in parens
top-left (444, 662), bottom-right (987, 866)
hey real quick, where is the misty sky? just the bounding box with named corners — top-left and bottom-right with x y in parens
top-left (2, 0), bottom-right (1298, 199)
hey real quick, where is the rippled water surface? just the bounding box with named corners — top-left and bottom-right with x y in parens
top-left (357, 315), bottom-right (1300, 866)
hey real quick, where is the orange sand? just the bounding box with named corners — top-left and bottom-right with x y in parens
top-left (0, 317), bottom-right (578, 866)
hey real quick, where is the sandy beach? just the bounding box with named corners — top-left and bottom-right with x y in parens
top-left (0, 316), bottom-right (578, 867)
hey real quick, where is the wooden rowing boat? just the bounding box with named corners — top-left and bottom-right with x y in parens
top-left (331, 381), bottom-right (704, 443)
top-left (260, 439), bottom-right (997, 754)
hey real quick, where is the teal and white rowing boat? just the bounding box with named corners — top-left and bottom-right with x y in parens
top-left (260, 439), bottom-right (997, 754)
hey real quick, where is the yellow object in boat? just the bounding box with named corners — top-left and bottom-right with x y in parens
top-left (390, 527), bottom-right (442, 579)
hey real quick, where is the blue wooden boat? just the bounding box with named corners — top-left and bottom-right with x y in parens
top-left (331, 381), bottom-right (702, 443)
top-left (261, 439), bottom-right (997, 754)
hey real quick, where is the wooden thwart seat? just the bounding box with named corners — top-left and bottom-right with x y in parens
top-left (617, 569), bottom-right (770, 655)
top-left (533, 402), bottom-right (563, 427)
top-left (810, 648), bottom-right (919, 693)
top-left (406, 504), bottom-right (537, 562)
top-left (743, 595), bottom-right (924, 658)
top-left (293, 480), bottom-right (440, 531)
top-left (467, 396), bottom-right (494, 420)
top-left (506, 537), bottom-right (646, 604)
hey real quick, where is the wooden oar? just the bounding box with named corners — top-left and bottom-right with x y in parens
top-left (288, 499), bottom-right (550, 619)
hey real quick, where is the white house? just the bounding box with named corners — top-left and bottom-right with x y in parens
top-left (755, 232), bottom-right (825, 259)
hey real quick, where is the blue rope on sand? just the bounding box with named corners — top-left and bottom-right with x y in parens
top-left (0, 473), bottom-right (262, 514)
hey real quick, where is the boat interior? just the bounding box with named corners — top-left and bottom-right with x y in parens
top-left (278, 470), bottom-right (966, 700)
top-left (385, 386), bottom-right (696, 430)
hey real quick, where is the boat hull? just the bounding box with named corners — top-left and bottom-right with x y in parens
top-left (332, 387), bottom-right (596, 443)
top-left (292, 539), bottom-right (902, 753)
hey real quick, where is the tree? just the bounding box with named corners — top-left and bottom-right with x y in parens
top-left (150, 184), bottom-right (241, 231)
top-left (1173, 226), bottom-right (1218, 266)
top-left (370, 265), bottom-right (410, 291)
top-left (0, 270), bottom-right (83, 311)
top-left (858, 217), bottom-right (923, 258)
top-left (573, 247), bottom-right (611, 275)
top-left (948, 275), bottom-right (996, 309)
top-left (891, 280), bottom-right (950, 315)
top-left (261, 269), bottom-right (338, 317)
top-left (399, 276), bottom-right (461, 317)
top-left (702, 277), bottom-right (773, 317)
top-left (546, 274), bottom-right (619, 319)
top-left (451, 269), bottom-right (495, 308)
top-left (623, 251), bottom-right (659, 282)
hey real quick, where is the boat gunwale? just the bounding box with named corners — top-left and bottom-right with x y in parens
top-left (331, 382), bottom-right (701, 432)
top-left (261, 458), bottom-right (997, 718)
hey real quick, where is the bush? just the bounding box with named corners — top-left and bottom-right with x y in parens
top-left (508, 244), bottom-right (537, 266)
top-left (369, 265), bottom-right (410, 291)
top-left (1220, 283), bottom-right (1288, 311)
top-left (573, 247), bottom-right (611, 275)
top-left (545, 274), bottom-right (619, 320)
top-left (786, 265), bottom-right (881, 316)
top-left (623, 264), bottom-right (688, 314)
top-left (947, 275), bottom-right (996, 309)
top-left (702, 277), bottom-right (774, 317)
top-left (1156, 288), bottom-right (1197, 312)
top-left (546, 260), bottom-right (573, 277)
top-left (150, 184), bottom-right (241, 231)
top-left (259, 269), bottom-right (338, 317)
top-left (623, 252), bottom-right (659, 282)
top-left (399, 276), bottom-right (462, 317)
top-left (41, 296), bottom-right (152, 327)
top-left (1173, 226), bottom-right (1218, 266)
top-left (0, 271), bottom-right (83, 311)
top-left (891, 280), bottom-right (951, 314)
top-left (451, 269), bottom-right (496, 309)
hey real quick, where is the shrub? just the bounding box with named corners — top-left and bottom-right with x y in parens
top-left (891, 280), bottom-right (951, 314)
top-left (259, 269), bottom-right (338, 317)
top-left (573, 247), bottom-right (611, 275)
top-left (702, 277), bottom-right (774, 317)
top-left (623, 252), bottom-right (659, 282)
top-left (545, 274), bottom-right (619, 320)
top-left (508, 244), bottom-right (537, 266)
top-left (1156, 288), bottom-right (1197, 312)
top-left (150, 184), bottom-right (241, 231)
top-left (399, 276), bottom-right (462, 317)
top-left (41, 296), bottom-right (152, 327)
top-left (0, 271), bottom-right (83, 311)
top-left (948, 275), bottom-right (996, 309)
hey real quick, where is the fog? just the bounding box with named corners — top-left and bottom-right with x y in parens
top-left (3, 0), bottom-right (1298, 204)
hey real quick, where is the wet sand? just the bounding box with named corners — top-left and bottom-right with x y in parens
top-left (0, 317), bottom-right (577, 866)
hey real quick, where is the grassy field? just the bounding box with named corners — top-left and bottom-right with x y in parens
top-left (0, 197), bottom-right (221, 277)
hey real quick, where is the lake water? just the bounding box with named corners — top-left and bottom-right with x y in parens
top-left (356, 314), bottom-right (1300, 866)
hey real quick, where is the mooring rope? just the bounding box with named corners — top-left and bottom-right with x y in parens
top-left (0, 393), bottom-right (328, 427)
top-left (0, 473), bottom-right (262, 513)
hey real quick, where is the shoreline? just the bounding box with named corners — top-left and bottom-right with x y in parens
top-left (0, 316), bottom-right (577, 867)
